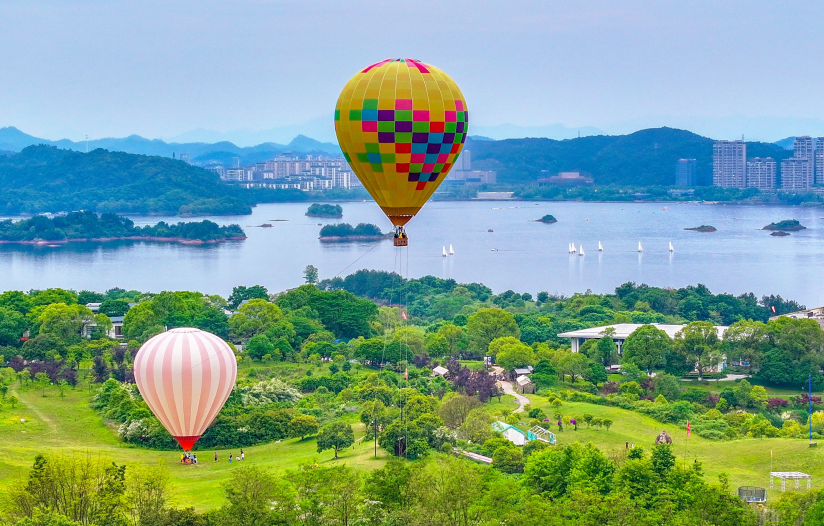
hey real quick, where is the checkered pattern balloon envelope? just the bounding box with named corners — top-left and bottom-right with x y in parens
top-left (335, 59), bottom-right (468, 226)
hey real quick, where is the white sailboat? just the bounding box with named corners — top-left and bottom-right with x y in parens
top-left (637, 242), bottom-right (644, 252)
top-left (669, 241), bottom-right (674, 252)
top-left (442, 246), bottom-right (448, 257)
top-left (598, 241), bottom-right (604, 251)
top-left (578, 245), bottom-right (585, 256)
top-left (569, 242), bottom-right (576, 254)
top-left (449, 244), bottom-right (454, 255)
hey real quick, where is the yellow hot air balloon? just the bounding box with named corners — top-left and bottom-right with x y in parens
top-left (335, 59), bottom-right (468, 245)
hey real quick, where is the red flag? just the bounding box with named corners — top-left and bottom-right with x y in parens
top-left (686, 421), bottom-right (691, 438)
top-left (402, 311), bottom-right (407, 320)
top-left (404, 368), bottom-right (408, 380)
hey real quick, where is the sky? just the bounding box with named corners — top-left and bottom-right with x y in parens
top-left (3, 0), bottom-right (824, 144)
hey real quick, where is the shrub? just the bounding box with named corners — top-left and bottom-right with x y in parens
top-left (767, 397), bottom-right (790, 410)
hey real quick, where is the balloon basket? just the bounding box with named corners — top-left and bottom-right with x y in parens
top-left (393, 237), bottom-right (408, 247)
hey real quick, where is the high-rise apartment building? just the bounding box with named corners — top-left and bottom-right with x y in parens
top-left (746, 157), bottom-right (776, 191)
top-left (713, 141), bottom-right (746, 188)
top-left (794, 136), bottom-right (814, 163)
top-left (815, 138), bottom-right (824, 185)
top-left (781, 157), bottom-right (814, 191)
top-left (675, 159), bottom-right (697, 187)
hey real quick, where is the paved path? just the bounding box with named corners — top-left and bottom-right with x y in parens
top-left (680, 374), bottom-right (750, 382)
top-left (492, 366), bottom-right (531, 413)
top-left (455, 448), bottom-right (492, 464)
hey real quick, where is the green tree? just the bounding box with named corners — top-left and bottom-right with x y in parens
top-left (9, 394), bottom-right (18, 408)
top-left (438, 394), bottom-right (482, 429)
top-left (220, 465), bottom-right (296, 526)
top-left (650, 443), bottom-right (675, 477)
top-left (559, 352), bottom-right (591, 383)
top-left (122, 302), bottom-right (164, 342)
top-left (32, 288), bottom-right (78, 306)
top-left (0, 290), bottom-right (33, 315)
top-left (621, 324), bottom-right (671, 372)
top-left (37, 303), bottom-right (94, 341)
top-left (227, 285), bottom-right (270, 310)
top-left (437, 324), bottom-right (464, 356)
top-left (723, 319), bottom-right (768, 369)
top-left (303, 265), bottom-right (319, 285)
top-left (424, 332), bottom-right (449, 358)
top-left (458, 407), bottom-right (496, 443)
top-left (495, 341), bottom-right (535, 371)
top-left (288, 415), bottom-right (320, 440)
top-left (98, 299), bottom-right (131, 317)
top-left (652, 373), bottom-right (682, 401)
top-left (675, 321), bottom-right (721, 379)
top-left (492, 446), bottom-right (524, 474)
top-left (583, 362), bottom-right (608, 385)
top-left (245, 334), bottom-right (274, 361)
top-left (466, 309), bottom-right (520, 353)
top-left (35, 372), bottom-right (51, 397)
top-left (0, 306), bottom-right (28, 346)
top-left (316, 422), bottom-right (355, 459)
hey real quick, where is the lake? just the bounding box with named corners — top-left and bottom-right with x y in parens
top-left (1, 200), bottom-right (824, 307)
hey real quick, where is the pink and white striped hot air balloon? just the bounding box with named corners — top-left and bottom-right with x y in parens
top-left (133, 328), bottom-right (237, 451)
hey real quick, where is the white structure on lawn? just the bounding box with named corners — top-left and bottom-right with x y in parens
top-left (770, 472), bottom-right (811, 491)
top-left (557, 323), bottom-right (728, 354)
top-left (492, 421), bottom-right (536, 446)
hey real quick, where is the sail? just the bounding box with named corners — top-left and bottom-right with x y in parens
top-left (442, 246), bottom-right (447, 257)
top-left (449, 244), bottom-right (454, 255)
top-left (598, 241), bottom-right (603, 251)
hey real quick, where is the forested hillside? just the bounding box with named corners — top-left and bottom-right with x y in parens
top-left (468, 127), bottom-right (792, 186)
top-left (0, 145), bottom-right (310, 215)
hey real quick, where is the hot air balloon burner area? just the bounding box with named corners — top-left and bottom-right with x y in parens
top-left (393, 226), bottom-right (408, 247)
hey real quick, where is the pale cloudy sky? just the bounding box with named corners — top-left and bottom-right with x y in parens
top-left (2, 0), bottom-right (824, 143)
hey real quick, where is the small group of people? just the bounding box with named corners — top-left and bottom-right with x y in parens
top-left (180, 453), bottom-right (198, 464)
top-left (214, 448), bottom-right (245, 463)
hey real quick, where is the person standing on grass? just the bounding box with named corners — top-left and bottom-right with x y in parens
top-left (229, 453), bottom-right (233, 463)
top-left (240, 448), bottom-right (244, 460)
top-left (193, 454), bottom-right (198, 464)
top-left (215, 452), bottom-right (218, 462)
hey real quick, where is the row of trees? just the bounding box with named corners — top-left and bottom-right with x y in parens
top-left (5, 446), bottom-right (797, 526)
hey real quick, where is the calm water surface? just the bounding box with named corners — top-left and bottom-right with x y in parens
top-left (1, 201), bottom-right (823, 306)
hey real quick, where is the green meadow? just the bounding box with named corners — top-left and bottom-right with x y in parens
top-left (2, 372), bottom-right (823, 512)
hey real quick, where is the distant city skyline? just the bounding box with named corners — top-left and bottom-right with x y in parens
top-left (3, 1), bottom-right (824, 143)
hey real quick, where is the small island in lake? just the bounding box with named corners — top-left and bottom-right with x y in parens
top-left (763, 219), bottom-right (806, 231)
top-left (536, 214), bottom-right (558, 224)
top-left (0, 211), bottom-right (246, 245)
top-left (685, 225), bottom-right (717, 232)
top-left (306, 203), bottom-right (343, 218)
top-left (770, 231), bottom-right (791, 237)
top-left (319, 223), bottom-right (389, 242)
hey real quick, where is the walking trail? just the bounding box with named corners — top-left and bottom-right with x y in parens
top-left (492, 366), bottom-right (531, 413)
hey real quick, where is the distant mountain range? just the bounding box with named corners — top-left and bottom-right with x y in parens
top-left (0, 125), bottom-right (798, 190)
top-left (467, 127), bottom-right (792, 186)
top-left (0, 127), bottom-right (342, 164)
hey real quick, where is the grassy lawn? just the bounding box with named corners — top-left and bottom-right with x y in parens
top-left (0, 386), bottom-right (390, 511)
top-left (515, 393), bottom-right (824, 492)
top-left (3, 376), bottom-right (823, 511)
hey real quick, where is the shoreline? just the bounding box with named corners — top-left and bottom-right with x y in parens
top-left (318, 235), bottom-right (390, 242)
top-left (0, 235), bottom-right (247, 246)
top-left (1, 198), bottom-right (821, 222)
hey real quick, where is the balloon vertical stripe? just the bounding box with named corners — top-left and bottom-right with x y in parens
top-left (134, 327), bottom-right (237, 451)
